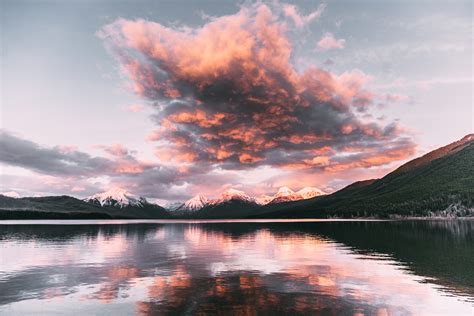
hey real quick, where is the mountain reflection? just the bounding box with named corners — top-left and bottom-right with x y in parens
top-left (0, 220), bottom-right (473, 315)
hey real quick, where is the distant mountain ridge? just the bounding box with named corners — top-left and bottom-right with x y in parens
top-left (0, 185), bottom-right (325, 219)
top-left (185, 187), bottom-right (326, 219)
top-left (1, 134), bottom-right (472, 219)
top-left (214, 188), bottom-right (255, 204)
top-left (172, 194), bottom-right (209, 213)
top-left (166, 186), bottom-right (326, 214)
top-left (85, 188), bottom-right (148, 208)
top-left (393, 134), bottom-right (473, 174)
top-left (82, 188), bottom-right (170, 218)
top-left (252, 134), bottom-right (474, 218)
top-left (270, 186), bottom-right (325, 204)
top-left (0, 188), bottom-right (170, 220)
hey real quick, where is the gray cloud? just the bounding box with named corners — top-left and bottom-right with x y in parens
top-left (0, 130), bottom-right (192, 200)
top-left (0, 130), bottom-right (113, 176)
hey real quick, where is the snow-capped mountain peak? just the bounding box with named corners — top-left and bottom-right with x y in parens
top-left (296, 187), bottom-right (326, 199)
top-left (85, 188), bottom-right (147, 208)
top-left (205, 188), bottom-right (255, 205)
top-left (165, 201), bottom-right (183, 212)
top-left (270, 187), bottom-right (300, 203)
top-left (267, 186), bottom-right (325, 204)
top-left (166, 185), bottom-right (327, 211)
top-left (183, 194), bottom-right (209, 211)
top-left (275, 186), bottom-right (295, 197)
top-left (255, 194), bottom-right (273, 205)
top-left (1, 191), bottom-right (20, 198)
top-left (220, 188), bottom-right (254, 202)
top-left (170, 194), bottom-right (210, 213)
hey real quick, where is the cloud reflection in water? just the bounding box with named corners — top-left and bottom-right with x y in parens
top-left (0, 221), bottom-right (472, 315)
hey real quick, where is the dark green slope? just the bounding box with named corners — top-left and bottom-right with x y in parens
top-left (0, 195), bottom-right (171, 219)
top-left (0, 195), bottom-right (105, 212)
top-left (111, 203), bottom-right (171, 219)
top-left (192, 200), bottom-right (260, 219)
top-left (253, 134), bottom-right (474, 218)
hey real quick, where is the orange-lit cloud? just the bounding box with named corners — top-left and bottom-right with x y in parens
top-left (99, 3), bottom-right (415, 175)
top-left (0, 3), bottom-right (419, 201)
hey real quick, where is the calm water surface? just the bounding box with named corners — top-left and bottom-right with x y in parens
top-left (0, 219), bottom-right (473, 315)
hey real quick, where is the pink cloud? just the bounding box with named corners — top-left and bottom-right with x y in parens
top-left (71, 186), bottom-right (85, 192)
top-left (126, 104), bottom-right (145, 112)
top-left (57, 145), bottom-right (79, 154)
top-left (99, 3), bottom-right (414, 174)
top-left (383, 93), bottom-right (409, 103)
top-left (317, 32), bottom-right (346, 50)
top-left (100, 143), bottom-right (129, 157)
top-left (283, 3), bottom-right (326, 27)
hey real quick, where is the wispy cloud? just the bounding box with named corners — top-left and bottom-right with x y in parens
top-left (126, 104), bottom-right (145, 113)
top-left (373, 77), bottom-right (473, 90)
top-left (317, 32), bottom-right (345, 50)
top-left (283, 3), bottom-right (326, 27)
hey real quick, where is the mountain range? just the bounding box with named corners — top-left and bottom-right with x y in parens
top-left (250, 134), bottom-right (474, 219)
top-left (1, 134), bottom-right (473, 219)
top-left (0, 188), bottom-right (170, 220)
top-left (168, 187), bottom-right (325, 215)
top-left (85, 187), bottom-right (149, 208)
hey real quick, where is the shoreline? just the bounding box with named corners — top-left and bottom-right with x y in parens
top-left (0, 217), bottom-right (473, 225)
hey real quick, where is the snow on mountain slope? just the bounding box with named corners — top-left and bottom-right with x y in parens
top-left (296, 187), bottom-right (326, 199)
top-left (275, 186), bottom-right (295, 198)
top-left (174, 194), bottom-right (209, 212)
top-left (165, 202), bottom-right (183, 212)
top-left (268, 186), bottom-right (326, 204)
top-left (209, 188), bottom-right (255, 205)
top-left (1, 191), bottom-right (20, 198)
top-left (85, 188), bottom-right (147, 208)
top-left (270, 187), bottom-right (300, 203)
top-left (255, 194), bottom-right (273, 205)
top-left (165, 186), bottom-right (326, 211)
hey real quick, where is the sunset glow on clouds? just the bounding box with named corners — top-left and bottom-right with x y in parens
top-left (317, 32), bottom-right (346, 50)
top-left (100, 3), bottom-right (414, 171)
top-left (1, 1), bottom-right (472, 201)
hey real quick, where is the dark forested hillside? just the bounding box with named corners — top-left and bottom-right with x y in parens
top-left (252, 134), bottom-right (474, 218)
top-left (192, 200), bottom-right (260, 219)
top-left (0, 195), bottom-right (170, 219)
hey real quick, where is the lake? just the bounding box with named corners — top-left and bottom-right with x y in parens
top-left (0, 219), bottom-right (473, 315)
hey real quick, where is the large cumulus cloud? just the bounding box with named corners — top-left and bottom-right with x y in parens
top-left (99, 3), bottom-right (415, 173)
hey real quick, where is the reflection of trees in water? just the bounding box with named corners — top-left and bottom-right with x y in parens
top-left (423, 219), bottom-right (474, 238)
top-left (1, 220), bottom-right (473, 312)
top-left (0, 223), bottom-right (163, 243)
top-left (298, 220), bottom-right (474, 297)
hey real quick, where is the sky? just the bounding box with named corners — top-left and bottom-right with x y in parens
top-left (1, 0), bottom-right (472, 203)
